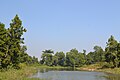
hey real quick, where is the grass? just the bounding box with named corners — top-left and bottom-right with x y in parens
top-left (1, 63), bottom-right (120, 80)
top-left (38, 65), bottom-right (69, 69)
top-left (0, 66), bottom-right (42, 80)
top-left (78, 63), bottom-right (120, 80)
top-left (77, 63), bottom-right (103, 71)
top-left (77, 62), bottom-right (120, 74)
top-left (98, 68), bottom-right (120, 74)
top-left (104, 74), bottom-right (120, 80)
top-left (0, 65), bottom-right (69, 80)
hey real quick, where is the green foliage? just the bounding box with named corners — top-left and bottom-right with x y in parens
top-left (94, 46), bottom-right (105, 62)
top-left (0, 15), bottom-right (38, 69)
top-left (86, 52), bottom-right (95, 64)
top-left (105, 35), bottom-right (120, 68)
top-left (1, 15), bottom-right (120, 70)
top-left (66, 49), bottom-right (86, 67)
top-left (66, 48), bottom-right (79, 67)
top-left (41, 49), bottom-right (54, 66)
top-left (102, 62), bottom-right (114, 68)
top-left (40, 35), bottom-right (120, 68)
top-left (0, 66), bottom-right (39, 80)
top-left (54, 52), bottom-right (65, 66)
top-left (41, 48), bottom-right (87, 67)
top-left (0, 23), bottom-right (11, 68)
top-left (8, 15), bottom-right (26, 68)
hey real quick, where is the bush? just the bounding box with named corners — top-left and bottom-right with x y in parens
top-left (18, 63), bottom-right (27, 69)
top-left (102, 62), bottom-right (114, 68)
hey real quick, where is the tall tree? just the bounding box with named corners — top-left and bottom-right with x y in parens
top-left (66, 48), bottom-right (85, 67)
top-left (8, 15), bottom-right (26, 68)
top-left (41, 49), bottom-right (54, 66)
top-left (93, 45), bottom-right (105, 62)
top-left (116, 42), bottom-right (120, 67)
top-left (0, 23), bottom-right (10, 68)
top-left (86, 52), bottom-right (95, 65)
top-left (66, 49), bottom-right (77, 67)
top-left (54, 52), bottom-right (65, 66)
top-left (105, 35), bottom-right (118, 68)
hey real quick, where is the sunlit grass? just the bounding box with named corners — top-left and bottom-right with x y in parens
top-left (0, 65), bottom-right (69, 80)
top-left (98, 68), bottom-right (120, 74)
top-left (0, 66), bottom-right (42, 80)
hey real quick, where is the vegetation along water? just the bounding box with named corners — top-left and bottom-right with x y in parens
top-left (0, 15), bottom-right (120, 80)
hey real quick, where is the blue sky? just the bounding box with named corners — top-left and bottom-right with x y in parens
top-left (0, 0), bottom-right (120, 58)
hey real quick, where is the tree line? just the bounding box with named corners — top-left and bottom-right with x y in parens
top-left (0, 15), bottom-right (38, 69)
top-left (40, 35), bottom-right (120, 68)
top-left (1, 15), bottom-right (120, 69)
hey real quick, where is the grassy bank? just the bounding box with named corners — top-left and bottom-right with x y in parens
top-left (78, 63), bottom-right (120, 74)
top-left (39, 64), bottom-right (120, 75)
top-left (98, 68), bottom-right (120, 74)
top-left (0, 65), bottom-right (70, 80)
top-left (77, 63), bottom-right (102, 71)
top-left (1, 64), bottom-right (120, 80)
top-left (38, 65), bottom-right (70, 69)
top-left (0, 66), bottom-right (41, 80)
top-left (99, 68), bottom-right (120, 80)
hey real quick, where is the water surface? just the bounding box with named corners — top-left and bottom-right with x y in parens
top-left (31, 69), bottom-right (107, 80)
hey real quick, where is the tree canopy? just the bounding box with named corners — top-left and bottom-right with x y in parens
top-left (0, 15), bottom-right (38, 69)
top-left (40, 35), bottom-right (120, 68)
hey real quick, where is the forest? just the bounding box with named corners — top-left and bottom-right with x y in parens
top-left (1, 15), bottom-right (120, 70)
top-left (40, 35), bottom-right (120, 68)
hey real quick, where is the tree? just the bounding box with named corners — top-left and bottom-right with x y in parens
top-left (54, 52), bottom-right (65, 66)
top-left (0, 15), bottom-right (40, 69)
top-left (42, 49), bottom-right (54, 54)
top-left (82, 49), bottom-right (87, 64)
top-left (66, 49), bottom-right (78, 67)
top-left (66, 48), bottom-right (86, 67)
top-left (116, 42), bottom-right (120, 67)
top-left (86, 52), bottom-right (95, 65)
top-left (52, 55), bottom-right (58, 66)
top-left (41, 49), bottom-right (54, 66)
top-left (105, 35), bottom-right (118, 68)
top-left (93, 45), bottom-right (105, 62)
top-left (19, 45), bottom-right (28, 63)
top-left (8, 15), bottom-right (26, 68)
top-left (0, 23), bottom-right (11, 68)
top-left (32, 56), bottom-right (38, 64)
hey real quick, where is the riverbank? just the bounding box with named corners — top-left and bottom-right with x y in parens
top-left (39, 64), bottom-right (120, 75)
top-left (0, 65), bottom-right (69, 80)
top-left (78, 63), bottom-right (120, 75)
top-left (38, 65), bottom-right (70, 69)
top-left (0, 66), bottom-right (41, 80)
top-left (1, 64), bottom-right (120, 80)
top-left (98, 68), bottom-right (120, 74)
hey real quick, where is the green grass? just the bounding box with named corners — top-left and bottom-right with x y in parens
top-left (98, 68), bottom-right (120, 74)
top-left (77, 62), bottom-right (120, 74)
top-left (1, 64), bottom-right (120, 80)
top-left (104, 75), bottom-right (120, 80)
top-left (77, 63), bottom-right (103, 71)
top-left (0, 65), bottom-right (69, 80)
top-left (38, 65), bottom-right (71, 70)
top-left (0, 66), bottom-right (42, 80)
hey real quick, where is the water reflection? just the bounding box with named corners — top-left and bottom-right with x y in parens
top-left (31, 68), bottom-right (108, 80)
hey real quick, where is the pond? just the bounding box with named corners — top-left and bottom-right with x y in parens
top-left (30, 68), bottom-right (120, 80)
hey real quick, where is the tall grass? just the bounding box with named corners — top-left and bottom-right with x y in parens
top-left (98, 68), bottom-right (120, 74)
top-left (0, 65), bottom-right (41, 80)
